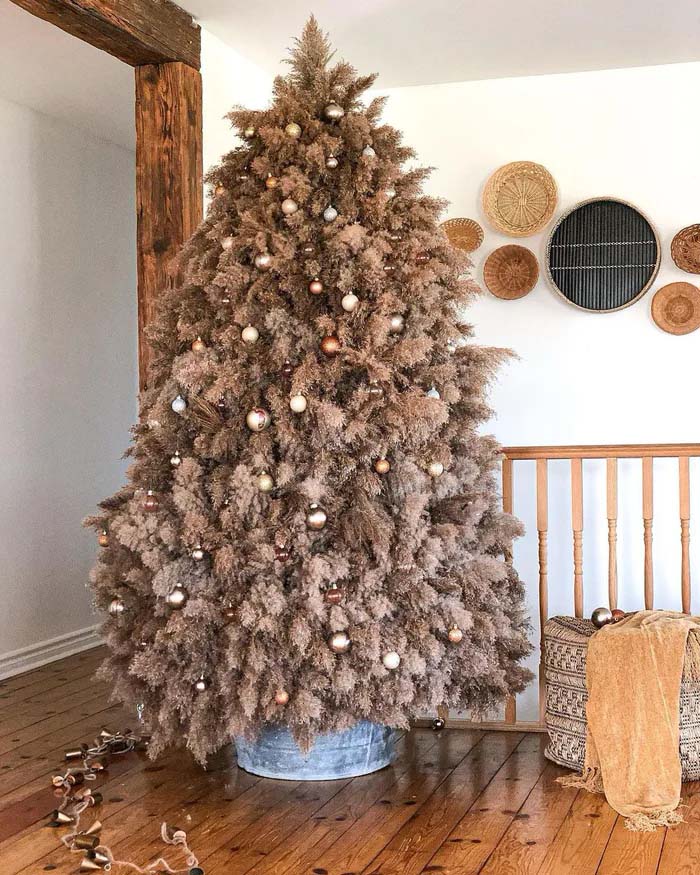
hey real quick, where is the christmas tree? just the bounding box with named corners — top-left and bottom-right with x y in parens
top-left (87, 18), bottom-right (532, 764)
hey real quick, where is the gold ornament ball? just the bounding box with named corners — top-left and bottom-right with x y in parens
top-left (289, 394), bottom-right (307, 413)
top-left (591, 606), bottom-right (614, 629)
top-left (382, 651), bottom-right (401, 670)
top-left (448, 626), bottom-right (464, 644)
top-left (306, 503), bottom-right (327, 531)
top-left (170, 451), bottom-right (182, 468)
top-left (246, 407), bottom-right (271, 432)
top-left (274, 689), bottom-right (289, 705)
top-left (191, 545), bottom-right (205, 561)
top-left (191, 336), bottom-right (206, 353)
top-left (265, 175), bottom-right (279, 189)
top-left (374, 458), bottom-right (391, 475)
top-left (143, 490), bottom-right (159, 512)
top-left (324, 102), bottom-right (345, 121)
top-left (428, 461), bottom-right (445, 478)
top-left (98, 530), bottom-right (110, 547)
top-left (285, 122), bottom-right (302, 139)
top-left (171, 394), bottom-right (186, 414)
top-left (389, 314), bottom-right (405, 334)
top-left (165, 585), bottom-right (187, 609)
top-left (258, 471), bottom-right (274, 492)
top-left (326, 155), bottom-right (339, 169)
top-left (243, 126), bottom-right (255, 138)
top-left (320, 334), bottom-right (341, 357)
top-left (309, 278), bottom-right (324, 295)
top-left (241, 324), bottom-right (259, 344)
top-left (341, 293), bottom-right (359, 312)
top-left (329, 631), bottom-right (351, 654)
top-left (254, 252), bottom-right (272, 270)
top-left (221, 236), bottom-right (235, 251)
top-left (108, 598), bottom-right (124, 617)
top-left (194, 676), bottom-right (209, 693)
top-left (281, 198), bottom-right (298, 216)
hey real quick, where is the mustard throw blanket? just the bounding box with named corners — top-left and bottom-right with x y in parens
top-left (560, 610), bottom-right (700, 831)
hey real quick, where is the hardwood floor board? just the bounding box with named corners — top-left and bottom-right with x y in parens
top-left (537, 788), bottom-right (617, 874)
top-left (595, 814), bottom-right (665, 875)
top-left (0, 649), bottom-right (104, 707)
top-left (364, 732), bottom-right (527, 875)
top-left (478, 762), bottom-right (576, 875)
top-left (655, 781), bottom-right (700, 875)
top-left (0, 648), bottom-right (103, 698)
top-left (0, 678), bottom-right (111, 740)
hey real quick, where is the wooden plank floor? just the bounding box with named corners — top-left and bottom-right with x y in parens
top-left (2, 649), bottom-right (699, 874)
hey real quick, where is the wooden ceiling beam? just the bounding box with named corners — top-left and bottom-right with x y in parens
top-left (9, 0), bottom-right (201, 69)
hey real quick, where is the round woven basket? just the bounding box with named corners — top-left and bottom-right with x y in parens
top-left (651, 282), bottom-right (700, 335)
top-left (483, 245), bottom-right (539, 300)
top-left (671, 225), bottom-right (700, 274)
top-left (482, 161), bottom-right (558, 237)
top-left (440, 217), bottom-right (484, 253)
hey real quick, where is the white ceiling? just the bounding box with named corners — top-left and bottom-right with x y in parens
top-left (182, 0), bottom-right (700, 87)
top-left (0, 0), bottom-right (134, 150)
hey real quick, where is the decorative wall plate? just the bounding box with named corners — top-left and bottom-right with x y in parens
top-left (482, 161), bottom-right (558, 237)
top-left (671, 225), bottom-right (700, 274)
top-left (651, 282), bottom-right (700, 335)
top-left (483, 245), bottom-right (539, 300)
top-left (545, 198), bottom-right (660, 312)
top-left (440, 217), bottom-right (484, 252)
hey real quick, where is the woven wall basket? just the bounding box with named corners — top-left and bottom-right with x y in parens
top-left (545, 197), bottom-right (660, 312)
top-left (482, 161), bottom-right (558, 237)
top-left (651, 282), bottom-right (700, 335)
top-left (440, 217), bottom-right (484, 253)
top-left (483, 245), bottom-right (539, 299)
top-left (671, 225), bottom-right (700, 274)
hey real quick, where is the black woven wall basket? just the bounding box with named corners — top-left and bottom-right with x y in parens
top-left (545, 198), bottom-right (660, 312)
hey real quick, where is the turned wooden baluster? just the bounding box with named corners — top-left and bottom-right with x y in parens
top-left (571, 459), bottom-right (584, 618)
top-left (680, 457), bottom-right (691, 614)
top-left (643, 457), bottom-right (654, 610)
top-left (537, 458), bottom-right (548, 724)
top-left (607, 458), bottom-right (618, 610)
top-left (501, 456), bottom-right (517, 724)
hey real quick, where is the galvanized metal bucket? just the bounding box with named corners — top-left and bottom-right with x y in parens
top-left (234, 720), bottom-right (395, 781)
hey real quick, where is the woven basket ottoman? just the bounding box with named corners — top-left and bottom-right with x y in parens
top-left (543, 615), bottom-right (700, 781)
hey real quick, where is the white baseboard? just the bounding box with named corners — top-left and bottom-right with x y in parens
top-left (0, 625), bottom-right (102, 680)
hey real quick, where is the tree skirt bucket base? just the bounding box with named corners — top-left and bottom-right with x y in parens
top-left (234, 720), bottom-right (396, 780)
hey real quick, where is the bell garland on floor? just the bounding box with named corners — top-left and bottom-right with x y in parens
top-left (47, 727), bottom-right (203, 874)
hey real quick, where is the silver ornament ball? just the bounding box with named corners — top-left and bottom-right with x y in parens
top-left (281, 198), bottom-right (298, 216)
top-left (254, 252), bottom-right (272, 270)
top-left (382, 651), bottom-right (401, 670)
top-left (246, 407), bottom-right (271, 432)
top-left (194, 676), bottom-right (209, 693)
top-left (323, 205), bottom-right (338, 223)
top-left (165, 585), bottom-right (188, 609)
top-left (171, 395), bottom-right (186, 414)
top-left (591, 606), bottom-right (614, 629)
top-left (306, 503), bottom-right (327, 531)
top-left (324, 102), bottom-right (345, 121)
top-left (329, 631), bottom-right (351, 654)
top-left (326, 155), bottom-right (339, 169)
top-left (108, 598), bottom-right (125, 617)
top-left (426, 386), bottom-right (441, 399)
top-left (389, 314), bottom-right (405, 334)
top-left (191, 545), bottom-right (205, 561)
top-left (341, 293), bottom-right (359, 313)
top-left (170, 451), bottom-right (182, 467)
top-left (362, 145), bottom-right (376, 159)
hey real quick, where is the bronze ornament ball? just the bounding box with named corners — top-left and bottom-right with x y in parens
top-left (98, 530), bottom-right (110, 547)
top-left (320, 334), bottom-right (341, 357)
top-left (368, 381), bottom-right (384, 398)
top-left (265, 175), bottom-right (279, 189)
top-left (246, 407), bottom-right (271, 432)
top-left (302, 243), bottom-right (315, 255)
top-left (324, 102), bottom-right (345, 121)
top-left (274, 689), bottom-right (289, 705)
top-left (108, 598), bottom-right (124, 617)
top-left (591, 606), bottom-right (613, 628)
top-left (165, 585), bottom-right (188, 609)
top-left (285, 122), bottom-right (302, 139)
top-left (143, 490), bottom-right (159, 512)
top-left (214, 184), bottom-right (226, 197)
top-left (611, 608), bottom-right (626, 622)
top-left (416, 251), bottom-right (430, 265)
top-left (306, 503), bottom-right (327, 530)
top-left (329, 631), bottom-right (351, 653)
top-left (374, 458), bottom-right (391, 475)
top-left (275, 544), bottom-right (291, 562)
top-left (325, 585), bottom-right (343, 605)
top-left (309, 278), bottom-right (324, 295)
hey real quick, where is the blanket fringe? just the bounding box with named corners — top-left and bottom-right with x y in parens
top-left (556, 767), bottom-right (604, 794)
top-left (624, 809), bottom-right (684, 832)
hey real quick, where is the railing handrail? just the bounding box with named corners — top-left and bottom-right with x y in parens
top-left (502, 443), bottom-right (700, 460)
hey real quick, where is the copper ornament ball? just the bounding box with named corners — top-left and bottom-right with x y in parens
top-left (374, 458), bottom-right (391, 475)
top-left (98, 530), bottom-right (110, 547)
top-left (191, 336), bottom-right (206, 353)
top-left (325, 585), bottom-right (343, 605)
top-left (448, 626), bottom-right (464, 644)
top-left (383, 263), bottom-right (396, 275)
top-left (416, 251), bottom-right (430, 265)
top-left (275, 544), bottom-right (291, 562)
top-left (329, 631), bottom-right (351, 653)
top-left (611, 608), bottom-right (626, 622)
top-left (309, 278), bottom-right (324, 295)
top-left (143, 490), bottom-right (159, 512)
top-left (320, 334), bottom-right (341, 357)
top-left (591, 606), bottom-right (613, 628)
top-left (246, 407), bottom-right (271, 432)
top-left (274, 689), bottom-right (290, 705)
top-left (214, 184), bottom-right (226, 197)
top-left (302, 243), bottom-right (315, 255)
top-left (306, 503), bottom-right (327, 531)
top-left (265, 175), bottom-right (279, 189)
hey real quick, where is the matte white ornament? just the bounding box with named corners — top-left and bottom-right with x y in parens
top-left (306, 503), bottom-right (327, 531)
top-left (281, 198), bottom-right (298, 216)
top-left (341, 293), bottom-right (359, 312)
top-left (171, 395), bottom-right (186, 414)
top-left (285, 122), bottom-right (302, 139)
top-left (362, 145), bottom-right (376, 159)
top-left (382, 651), bottom-right (401, 670)
top-left (428, 461), bottom-right (445, 478)
top-left (323, 205), bottom-right (338, 223)
top-left (221, 236), bottom-right (235, 251)
top-left (241, 324), bottom-right (259, 344)
top-left (254, 252), bottom-right (272, 270)
top-left (258, 471), bottom-right (274, 492)
top-left (289, 394), bottom-right (307, 413)
top-left (427, 386), bottom-right (441, 399)
top-left (324, 103), bottom-right (345, 121)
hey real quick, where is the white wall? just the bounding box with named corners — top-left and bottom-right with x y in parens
top-left (0, 96), bottom-right (137, 674)
top-left (375, 62), bottom-right (700, 719)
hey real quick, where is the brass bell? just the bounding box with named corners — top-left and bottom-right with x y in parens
top-left (74, 835), bottom-right (100, 851)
